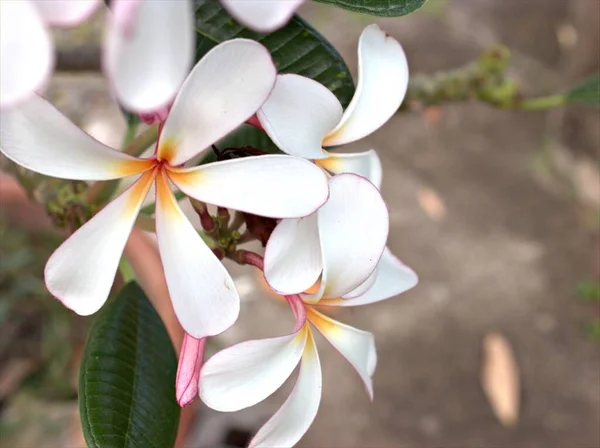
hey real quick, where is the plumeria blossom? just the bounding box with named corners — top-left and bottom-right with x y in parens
top-left (104, 0), bottom-right (194, 114)
top-left (257, 24), bottom-right (409, 187)
top-left (0, 39), bottom-right (329, 339)
top-left (0, 0), bottom-right (100, 108)
top-left (220, 0), bottom-right (303, 33)
top-left (200, 283), bottom-right (412, 447)
top-left (264, 173), bottom-right (389, 302)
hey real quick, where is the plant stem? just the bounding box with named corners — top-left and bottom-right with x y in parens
top-left (519, 94), bottom-right (566, 110)
top-left (123, 125), bottom-right (159, 156)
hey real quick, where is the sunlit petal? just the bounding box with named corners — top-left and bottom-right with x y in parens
top-left (199, 326), bottom-right (308, 412)
top-left (45, 170), bottom-right (155, 316)
top-left (105, 0), bottom-right (194, 113)
top-left (0, 0), bottom-right (52, 108)
top-left (317, 174), bottom-right (389, 299)
top-left (158, 39), bottom-right (276, 165)
top-left (307, 308), bottom-right (376, 399)
top-left (324, 24), bottom-right (408, 146)
top-left (167, 155), bottom-right (328, 218)
top-left (0, 94), bottom-right (153, 179)
top-left (258, 74), bottom-right (343, 160)
top-left (33, 0), bottom-right (100, 26)
top-left (221, 0), bottom-right (303, 33)
top-left (155, 171), bottom-right (239, 339)
top-left (264, 215), bottom-right (322, 295)
top-left (317, 149), bottom-right (382, 189)
top-left (249, 330), bottom-right (321, 448)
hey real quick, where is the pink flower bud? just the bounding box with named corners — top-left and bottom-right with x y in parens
top-left (138, 104), bottom-right (171, 125)
top-left (176, 333), bottom-right (206, 407)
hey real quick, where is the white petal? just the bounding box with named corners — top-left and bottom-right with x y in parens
top-left (45, 170), bottom-right (155, 316)
top-left (104, 0), bottom-right (194, 113)
top-left (167, 155), bottom-right (328, 218)
top-left (323, 24), bottom-right (408, 147)
top-left (341, 262), bottom-right (379, 299)
top-left (317, 174), bottom-right (389, 299)
top-left (317, 149), bottom-right (382, 189)
top-left (264, 216), bottom-right (322, 295)
top-left (0, 0), bottom-right (52, 108)
top-left (307, 308), bottom-right (377, 399)
top-left (334, 247), bottom-right (418, 306)
top-left (249, 330), bottom-right (321, 448)
top-left (0, 94), bottom-right (153, 179)
top-left (257, 74), bottom-right (343, 160)
top-left (158, 39), bottom-right (276, 166)
top-left (33, 0), bottom-right (100, 26)
top-left (155, 171), bottom-right (239, 339)
top-left (220, 0), bottom-right (303, 33)
top-left (199, 326), bottom-right (308, 412)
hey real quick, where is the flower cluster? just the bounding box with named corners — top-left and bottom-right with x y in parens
top-left (0, 2), bottom-right (418, 447)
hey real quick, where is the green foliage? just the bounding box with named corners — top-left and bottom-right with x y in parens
top-left (578, 280), bottom-right (600, 303)
top-left (193, 0), bottom-right (355, 107)
top-left (565, 73), bottom-right (600, 107)
top-left (314, 0), bottom-right (426, 16)
top-left (79, 282), bottom-right (180, 448)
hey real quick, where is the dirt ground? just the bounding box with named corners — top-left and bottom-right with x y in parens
top-left (1, 1), bottom-right (598, 447)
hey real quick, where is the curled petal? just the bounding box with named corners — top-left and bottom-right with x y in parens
top-left (0, 94), bottom-right (153, 180)
top-left (307, 308), bottom-right (377, 399)
top-left (105, 0), bottom-right (194, 113)
top-left (264, 216), bottom-right (322, 295)
top-left (249, 330), bottom-right (321, 448)
top-left (167, 155), bottom-right (328, 218)
top-left (176, 334), bottom-right (206, 407)
top-left (0, 1), bottom-right (52, 108)
top-left (45, 170), bottom-right (155, 316)
top-left (324, 24), bottom-right (408, 147)
top-left (317, 174), bottom-right (389, 299)
top-left (258, 74), bottom-right (343, 160)
top-left (158, 39), bottom-right (276, 165)
top-left (221, 0), bottom-right (303, 33)
top-left (155, 171), bottom-right (239, 339)
top-left (199, 326), bottom-right (308, 412)
top-left (335, 247), bottom-right (418, 306)
top-left (317, 149), bottom-right (382, 189)
top-left (32, 0), bottom-right (101, 26)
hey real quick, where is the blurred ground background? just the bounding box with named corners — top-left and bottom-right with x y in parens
top-left (0, 1), bottom-right (599, 447)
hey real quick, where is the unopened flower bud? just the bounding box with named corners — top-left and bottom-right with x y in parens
top-left (176, 334), bottom-right (206, 407)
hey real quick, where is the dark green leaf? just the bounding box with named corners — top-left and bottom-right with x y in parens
top-left (79, 282), bottom-right (180, 448)
top-left (218, 124), bottom-right (280, 154)
top-left (314, 0), bottom-right (426, 16)
top-left (565, 72), bottom-right (600, 107)
top-left (193, 0), bottom-right (355, 107)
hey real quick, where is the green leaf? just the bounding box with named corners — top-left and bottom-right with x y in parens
top-left (565, 72), bottom-right (600, 107)
top-left (193, 0), bottom-right (355, 107)
top-left (313, 0), bottom-right (426, 16)
top-left (79, 282), bottom-right (180, 448)
top-left (218, 124), bottom-right (280, 154)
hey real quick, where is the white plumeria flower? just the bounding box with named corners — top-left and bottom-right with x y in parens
top-left (0, 39), bottom-right (329, 339)
top-left (0, 0), bottom-right (100, 109)
top-left (199, 278), bottom-right (420, 448)
top-left (220, 0), bottom-right (304, 33)
top-left (104, 0), bottom-right (194, 114)
top-left (257, 24), bottom-right (409, 187)
top-left (264, 173), bottom-right (389, 302)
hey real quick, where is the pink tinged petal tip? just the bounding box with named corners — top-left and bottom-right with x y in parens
top-left (0, 0), bottom-right (53, 109)
top-left (105, 0), bottom-right (194, 113)
top-left (220, 0), bottom-right (304, 33)
top-left (32, 0), bottom-right (101, 27)
top-left (176, 334), bottom-right (207, 407)
top-left (139, 104), bottom-right (171, 125)
top-left (323, 24), bottom-right (409, 147)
